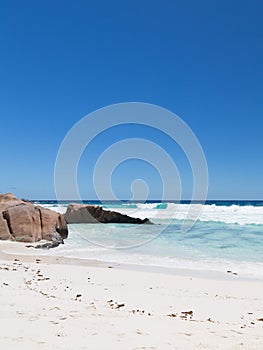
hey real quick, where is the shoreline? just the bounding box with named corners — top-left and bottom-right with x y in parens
top-left (1, 241), bottom-right (263, 349)
top-left (0, 240), bottom-right (262, 283)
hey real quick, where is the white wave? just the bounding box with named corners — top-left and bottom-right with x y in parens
top-left (36, 202), bottom-right (263, 225)
top-left (37, 204), bottom-right (67, 214)
top-left (189, 204), bottom-right (263, 225)
top-left (107, 203), bottom-right (263, 225)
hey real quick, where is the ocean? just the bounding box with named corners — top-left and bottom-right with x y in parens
top-left (33, 200), bottom-right (263, 279)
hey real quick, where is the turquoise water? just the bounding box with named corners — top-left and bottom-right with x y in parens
top-left (35, 201), bottom-right (263, 278)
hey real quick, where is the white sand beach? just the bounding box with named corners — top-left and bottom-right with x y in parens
top-left (0, 241), bottom-right (263, 350)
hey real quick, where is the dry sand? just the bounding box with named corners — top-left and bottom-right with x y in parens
top-left (0, 241), bottom-right (263, 350)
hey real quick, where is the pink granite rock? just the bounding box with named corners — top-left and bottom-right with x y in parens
top-left (0, 193), bottom-right (68, 243)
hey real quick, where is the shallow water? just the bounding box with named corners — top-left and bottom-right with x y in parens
top-left (36, 200), bottom-right (263, 279)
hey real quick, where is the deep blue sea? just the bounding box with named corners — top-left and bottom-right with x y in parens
top-left (32, 200), bottom-right (263, 279)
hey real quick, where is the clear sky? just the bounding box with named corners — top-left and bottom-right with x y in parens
top-left (0, 0), bottom-right (262, 200)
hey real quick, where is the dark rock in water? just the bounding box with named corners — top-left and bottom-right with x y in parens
top-left (27, 239), bottom-right (63, 250)
top-left (26, 231), bottom-right (65, 249)
top-left (64, 203), bottom-right (152, 224)
top-left (0, 193), bottom-right (68, 243)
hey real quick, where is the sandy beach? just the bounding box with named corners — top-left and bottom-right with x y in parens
top-left (0, 242), bottom-right (262, 350)
top-left (1, 0), bottom-right (263, 349)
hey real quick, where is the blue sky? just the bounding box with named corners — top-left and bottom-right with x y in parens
top-left (0, 0), bottom-right (262, 200)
